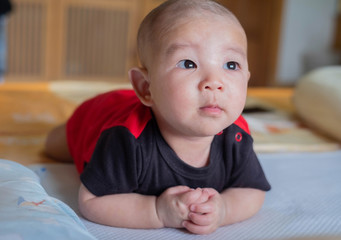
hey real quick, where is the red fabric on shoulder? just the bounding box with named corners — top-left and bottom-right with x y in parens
top-left (96, 90), bottom-right (152, 139)
top-left (233, 115), bottom-right (250, 135)
top-left (66, 90), bottom-right (151, 173)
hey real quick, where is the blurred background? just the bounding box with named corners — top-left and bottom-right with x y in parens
top-left (2, 0), bottom-right (341, 86)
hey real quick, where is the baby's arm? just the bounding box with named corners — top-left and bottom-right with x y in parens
top-left (183, 188), bottom-right (266, 235)
top-left (78, 184), bottom-right (209, 229)
top-left (44, 123), bottom-right (72, 162)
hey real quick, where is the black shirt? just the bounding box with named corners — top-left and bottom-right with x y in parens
top-left (81, 116), bottom-right (271, 197)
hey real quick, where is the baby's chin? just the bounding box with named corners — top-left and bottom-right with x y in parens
top-left (191, 126), bottom-right (227, 137)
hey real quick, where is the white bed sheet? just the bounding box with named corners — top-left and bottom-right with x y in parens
top-left (29, 150), bottom-right (341, 240)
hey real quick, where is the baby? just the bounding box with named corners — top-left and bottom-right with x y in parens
top-left (45, 0), bottom-right (270, 235)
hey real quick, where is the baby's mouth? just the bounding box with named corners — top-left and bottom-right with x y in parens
top-left (199, 104), bottom-right (223, 115)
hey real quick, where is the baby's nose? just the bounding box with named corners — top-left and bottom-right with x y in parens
top-left (199, 75), bottom-right (224, 91)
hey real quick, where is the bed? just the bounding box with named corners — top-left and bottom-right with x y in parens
top-left (1, 77), bottom-right (341, 240)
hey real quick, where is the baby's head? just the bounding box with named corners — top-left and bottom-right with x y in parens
top-left (130, 0), bottom-right (250, 138)
top-left (137, 0), bottom-right (245, 69)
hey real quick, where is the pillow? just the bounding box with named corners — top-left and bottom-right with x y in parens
top-left (0, 159), bottom-right (96, 240)
top-left (293, 66), bottom-right (341, 142)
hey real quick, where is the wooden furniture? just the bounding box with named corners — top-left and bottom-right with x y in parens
top-left (6, 0), bottom-right (282, 86)
top-left (334, 0), bottom-right (341, 51)
top-left (220, 0), bottom-right (283, 86)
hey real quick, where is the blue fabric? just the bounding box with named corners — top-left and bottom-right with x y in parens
top-left (0, 159), bottom-right (96, 240)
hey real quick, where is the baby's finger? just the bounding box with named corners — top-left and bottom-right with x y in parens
top-left (188, 212), bottom-right (213, 226)
top-left (202, 188), bottom-right (218, 197)
top-left (182, 220), bottom-right (215, 235)
top-left (190, 201), bottom-right (213, 214)
top-left (180, 188), bottom-right (202, 205)
top-left (195, 188), bottom-right (210, 204)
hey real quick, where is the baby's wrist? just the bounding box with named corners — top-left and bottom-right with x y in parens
top-left (154, 196), bottom-right (166, 228)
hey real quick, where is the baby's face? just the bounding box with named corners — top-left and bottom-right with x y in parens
top-left (146, 14), bottom-right (250, 138)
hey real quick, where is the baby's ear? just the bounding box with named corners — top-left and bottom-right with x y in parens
top-left (128, 67), bottom-right (153, 106)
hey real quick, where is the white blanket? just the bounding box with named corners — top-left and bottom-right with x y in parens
top-left (0, 159), bottom-right (95, 240)
top-left (25, 150), bottom-right (341, 240)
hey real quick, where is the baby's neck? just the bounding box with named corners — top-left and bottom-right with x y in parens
top-left (164, 134), bottom-right (214, 168)
top-left (179, 146), bottom-right (211, 168)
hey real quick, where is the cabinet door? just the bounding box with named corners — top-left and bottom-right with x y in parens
top-left (7, 0), bottom-right (140, 82)
top-left (58, 0), bottom-right (140, 82)
top-left (7, 0), bottom-right (53, 81)
top-left (140, 0), bottom-right (165, 17)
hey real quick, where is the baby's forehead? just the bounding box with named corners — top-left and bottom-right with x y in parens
top-left (159, 8), bottom-right (237, 31)
top-left (138, 0), bottom-right (243, 67)
top-left (158, 12), bottom-right (244, 45)
top-left (155, 11), bottom-right (240, 43)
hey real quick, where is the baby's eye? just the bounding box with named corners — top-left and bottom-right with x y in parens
top-left (177, 60), bottom-right (197, 69)
top-left (223, 61), bottom-right (239, 70)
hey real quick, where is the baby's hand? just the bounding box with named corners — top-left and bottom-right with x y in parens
top-left (155, 186), bottom-right (210, 228)
top-left (183, 188), bottom-right (226, 235)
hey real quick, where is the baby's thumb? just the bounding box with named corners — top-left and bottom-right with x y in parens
top-left (180, 188), bottom-right (203, 205)
top-left (195, 188), bottom-right (211, 204)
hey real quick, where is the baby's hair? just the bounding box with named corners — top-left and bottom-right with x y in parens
top-left (137, 0), bottom-right (241, 68)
